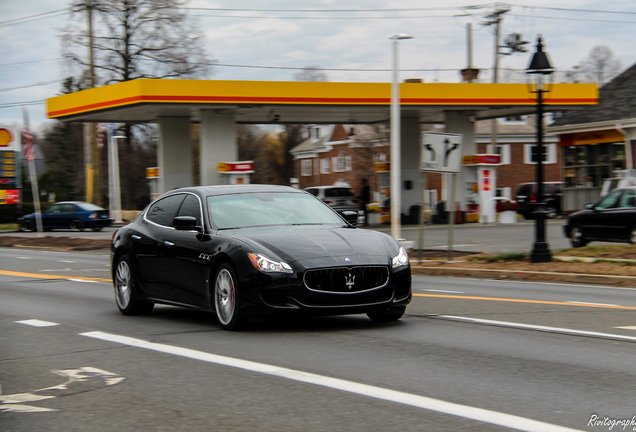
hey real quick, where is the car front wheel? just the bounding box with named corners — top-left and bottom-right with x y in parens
top-left (114, 255), bottom-right (154, 315)
top-left (569, 225), bottom-right (588, 248)
top-left (213, 263), bottom-right (246, 330)
top-left (20, 219), bottom-right (35, 232)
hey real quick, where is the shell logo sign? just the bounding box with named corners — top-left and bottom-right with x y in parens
top-left (0, 128), bottom-right (14, 148)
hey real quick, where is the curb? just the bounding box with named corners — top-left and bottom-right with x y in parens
top-left (411, 265), bottom-right (636, 287)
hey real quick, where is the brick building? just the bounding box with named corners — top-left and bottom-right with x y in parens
top-left (291, 119), bottom-right (559, 220)
top-left (291, 124), bottom-right (390, 201)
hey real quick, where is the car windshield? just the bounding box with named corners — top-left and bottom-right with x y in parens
top-left (208, 192), bottom-right (345, 229)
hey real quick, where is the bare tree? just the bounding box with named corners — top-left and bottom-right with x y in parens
top-left (62, 0), bottom-right (214, 84)
top-left (578, 46), bottom-right (622, 87)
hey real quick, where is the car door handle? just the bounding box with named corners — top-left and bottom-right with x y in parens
top-left (132, 235), bottom-right (141, 240)
top-left (164, 241), bottom-right (174, 247)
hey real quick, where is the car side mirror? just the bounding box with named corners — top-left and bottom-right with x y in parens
top-left (584, 203), bottom-right (594, 210)
top-left (173, 216), bottom-right (200, 231)
top-left (341, 211), bottom-right (358, 227)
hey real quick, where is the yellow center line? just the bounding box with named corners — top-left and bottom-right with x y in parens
top-left (414, 293), bottom-right (636, 310)
top-left (0, 269), bottom-right (111, 283)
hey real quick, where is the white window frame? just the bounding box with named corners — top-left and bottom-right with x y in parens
top-left (524, 143), bottom-right (557, 165)
top-left (320, 158), bottom-right (330, 174)
top-left (301, 159), bottom-right (312, 176)
top-left (495, 144), bottom-right (511, 165)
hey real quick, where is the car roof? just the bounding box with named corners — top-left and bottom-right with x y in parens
top-left (161, 184), bottom-right (304, 198)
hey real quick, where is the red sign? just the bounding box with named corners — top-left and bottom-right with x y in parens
top-left (482, 169), bottom-right (491, 191)
top-left (462, 154), bottom-right (501, 165)
top-left (0, 189), bottom-right (19, 205)
top-left (217, 161), bottom-right (254, 173)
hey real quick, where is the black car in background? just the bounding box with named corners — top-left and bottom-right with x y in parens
top-left (515, 182), bottom-right (563, 219)
top-left (564, 187), bottom-right (636, 247)
top-left (111, 185), bottom-right (411, 330)
top-left (19, 201), bottom-right (112, 232)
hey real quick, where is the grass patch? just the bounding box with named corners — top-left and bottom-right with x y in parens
top-left (471, 252), bottom-right (528, 263)
top-left (0, 223), bottom-right (19, 231)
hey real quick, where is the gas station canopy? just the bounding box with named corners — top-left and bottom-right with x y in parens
top-left (47, 79), bottom-right (598, 125)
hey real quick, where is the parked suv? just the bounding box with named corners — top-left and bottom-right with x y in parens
top-left (515, 182), bottom-right (562, 219)
top-left (304, 185), bottom-right (360, 214)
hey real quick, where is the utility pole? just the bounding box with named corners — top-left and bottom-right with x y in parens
top-left (482, 5), bottom-right (509, 154)
top-left (85, 1), bottom-right (101, 205)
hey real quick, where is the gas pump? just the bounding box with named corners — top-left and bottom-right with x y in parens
top-left (461, 154), bottom-right (501, 223)
top-left (217, 161), bottom-right (254, 185)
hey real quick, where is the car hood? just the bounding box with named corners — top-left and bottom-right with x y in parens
top-left (225, 226), bottom-right (400, 266)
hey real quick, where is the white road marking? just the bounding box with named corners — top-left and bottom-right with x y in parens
top-left (81, 331), bottom-right (583, 432)
top-left (439, 315), bottom-right (636, 342)
top-left (614, 326), bottom-right (636, 331)
top-left (0, 367), bottom-right (124, 413)
top-left (15, 319), bottom-right (59, 327)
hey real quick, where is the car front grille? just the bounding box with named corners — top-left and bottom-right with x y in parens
top-left (304, 266), bottom-right (389, 294)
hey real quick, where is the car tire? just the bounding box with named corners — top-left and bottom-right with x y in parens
top-left (366, 305), bottom-right (406, 322)
top-left (113, 255), bottom-right (154, 315)
top-left (21, 219), bottom-right (35, 232)
top-left (213, 263), bottom-right (246, 330)
top-left (569, 225), bottom-right (588, 248)
top-left (70, 219), bottom-right (84, 232)
top-left (92, 227), bottom-right (103, 232)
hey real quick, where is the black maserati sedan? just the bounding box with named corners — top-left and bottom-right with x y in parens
top-left (111, 184), bottom-right (411, 330)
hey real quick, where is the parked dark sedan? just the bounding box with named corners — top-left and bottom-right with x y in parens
top-left (564, 187), bottom-right (636, 247)
top-left (19, 201), bottom-right (112, 232)
top-left (111, 184), bottom-right (411, 330)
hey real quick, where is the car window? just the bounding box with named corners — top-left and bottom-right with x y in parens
top-left (62, 204), bottom-right (77, 213)
top-left (46, 204), bottom-right (62, 213)
top-left (595, 189), bottom-right (623, 210)
top-left (176, 194), bottom-right (202, 226)
top-left (619, 190), bottom-right (636, 208)
top-left (325, 188), bottom-right (354, 197)
top-left (208, 192), bottom-right (344, 229)
top-left (146, 194), bottom-right (186, 227)
top-left (515, 184), bottom-right (532, 196)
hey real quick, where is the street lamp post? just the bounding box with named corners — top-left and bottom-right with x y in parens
top-left (527, 35), bottom-right (554, 263)
top-left (389, 33), bottom-right (413, 240)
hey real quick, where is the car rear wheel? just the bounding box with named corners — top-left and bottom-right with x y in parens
top-left (569, 225), bottom-right (588, 248)
top-left (366, 305), bottom-right (406, 322)
top-left (630, 227), bottom-right (636, 244)
top-left (21, 219), bottom-right (35, 232)
top-left (70, 219), bottom-right (84, 232)
top-left (114, 255), bottom-right (154, 315)
top-left (213, 263), bottom-right (246, 330)
top-left (92, 227), bottom-right (103, 232)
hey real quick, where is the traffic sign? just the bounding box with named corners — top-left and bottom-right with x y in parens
top-left (420, 133), bottom-right (462, 173)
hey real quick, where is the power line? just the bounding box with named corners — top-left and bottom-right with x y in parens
top-left (0, 9), bottom-right (69, 27)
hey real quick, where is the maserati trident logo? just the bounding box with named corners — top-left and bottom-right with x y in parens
top-left (345, 272), bottom-right (355, 290)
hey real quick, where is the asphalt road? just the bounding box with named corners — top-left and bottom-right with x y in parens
top-left (3, 218), bottom-right (575, 255)
top-left (2, 247), bottom-right (636, 431)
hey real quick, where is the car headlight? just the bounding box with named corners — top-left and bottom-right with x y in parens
top-left (248, 253), bottom-right (293, 274)
top-left (392, 246), bottom-right (409, 269)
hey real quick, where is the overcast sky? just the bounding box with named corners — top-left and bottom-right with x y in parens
top-left (2, 0), bottom-right (636, 131)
